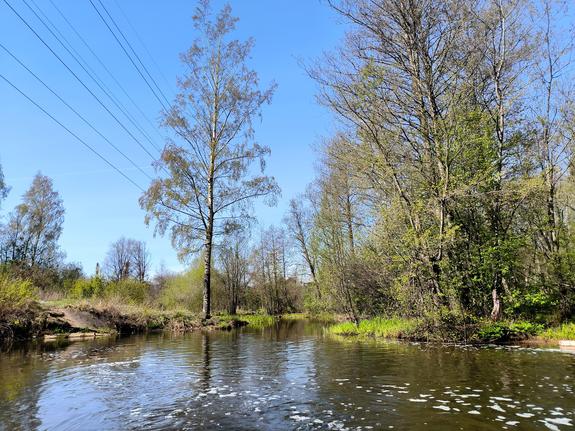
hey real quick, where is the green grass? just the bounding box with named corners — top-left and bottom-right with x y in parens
top-left (538, 323), bottom-right (575, 341)
top-left (326, 317), bottom-right (417, 339)
top-left (235, 314), bottom-right (277, 328)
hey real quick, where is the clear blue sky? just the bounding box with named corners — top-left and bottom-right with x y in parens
top-left (0, 0), bottom-right (345, 274)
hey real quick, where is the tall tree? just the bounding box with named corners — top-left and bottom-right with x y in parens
top-left (0, 173), bottom-right (64, 268)
top-left (140, 0), bottom-right (279, 319)
top-left (103, 238), bottom-right (150, 282)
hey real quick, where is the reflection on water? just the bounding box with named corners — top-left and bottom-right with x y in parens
top-left (0, 320), bottom-right (573, 430)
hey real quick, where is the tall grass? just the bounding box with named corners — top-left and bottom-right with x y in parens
top-left (234, 314), bottom-right (277, 328)
top-left (326, 317), bottom-right (417, 339)
top-left (539, 323), bottom-right (575, 340)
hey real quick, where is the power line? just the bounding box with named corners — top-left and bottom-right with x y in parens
top-left (95, 0), bottom-right (171, 108)
top-left (111, 0), bottom-right (172, 90)
top-left (88, 0), bottom-right (170, 113)
top-left (17, 0), bottom-right (162, 155)
top-left (46, 0), bottom-right (165, 142)
top-left (88, 0), bottom-right (208, 172)
top-left (0, 72), bottom-right (145, 192)
top-left (0, 42), bottom-right (153, 181)
top-left (27, 0), bottom-right (159, 153)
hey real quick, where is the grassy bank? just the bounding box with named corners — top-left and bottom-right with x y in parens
top-left (0, 296), bottom-right (253, 344)
top-left (326, 317), bottom-right (418, 339)
top-left (537, 323), bottom-right (575, 341)
top-left (325, 316), bottom-right (575, 344)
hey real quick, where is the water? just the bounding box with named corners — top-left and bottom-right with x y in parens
top-left (0, 320), bottom-right (573, 430)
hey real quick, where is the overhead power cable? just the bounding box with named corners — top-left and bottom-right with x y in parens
top-left (111, 0), bottom-right (172, 90)
top-left (45, 0), bottom-right (165, 142)
top-left (1, 0), bottom-right (160, 162)
top-left (88, 0), bottom-right (171, 113)
top-left (27, 0), bottom-right (160, 153)
top-left (0, 72), bottom-right (145, 192)
top-left (0, 42), bottom-right (153, 181)
top-left (95, 0), bottom-right (171, 108)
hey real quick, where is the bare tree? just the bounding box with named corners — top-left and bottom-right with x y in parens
top-left (286, 196), bottom-right (320, 298)
top-left (219, 231), bottom-right (249, 314)
top-left (132, 240), bottom-right (151, 283)
top-left (104, 237), bottom-right (133, 282)
top-left (140, 0), bottom-right (279, 319)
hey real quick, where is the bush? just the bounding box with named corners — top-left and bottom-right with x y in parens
top-left (71, 277), bottom-right (105, 299)
top-left (415, 310), bottom-right (478, 342)
top-left (0, 276), bottom-right (37, 310)
top-left (158, 260), bottom-right (227, 312)
top-left (105, 279), bottom-right (150, 304)
top-left (159, 266), bottom-right (204, 311)
top-left (477, 321), bottom-right (543, 343)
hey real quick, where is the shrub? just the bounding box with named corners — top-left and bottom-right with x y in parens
top-left (71, 277), bottom-right (105, 299)
top-left (105, 279), bottom-right (150, 304)
top-left (0, 276), bottom-right (37, 310)
top-left (477, 321), bottom-right (543, 343)
top-left (159, 267), bottom-right (204, 311)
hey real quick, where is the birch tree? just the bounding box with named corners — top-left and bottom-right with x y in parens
top-left (140, 0), bottom-right (279, 319)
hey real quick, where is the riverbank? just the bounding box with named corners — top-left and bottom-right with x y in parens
top-left (3, 294), bottom-right (572, 346)
top-left (325, 316), bottom-right (575, 345)
top-left (0, 299), bottom-right (254, 344)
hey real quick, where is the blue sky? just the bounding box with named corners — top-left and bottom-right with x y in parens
top-left (0, 0), bottom-right (346, 274)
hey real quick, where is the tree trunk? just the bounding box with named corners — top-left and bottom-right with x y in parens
top-left (490, 285), bottom-right (502, 321)
top-left (202, 227), bottom-right (213, 320)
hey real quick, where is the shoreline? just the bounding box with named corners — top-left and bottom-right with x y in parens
top-left (324, 316), bottom-right (575, 347)
top-left (2, 303), bottom-right (573, 349)
top-left (0, 301), bottom-right (251, 345)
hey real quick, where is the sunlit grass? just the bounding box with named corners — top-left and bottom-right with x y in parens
top-left (539, 323), bottom-right (575, 341)
top-left (236, 314), bottom-right (277, 328)
top-left (326, 317), bottom-right (417, 339)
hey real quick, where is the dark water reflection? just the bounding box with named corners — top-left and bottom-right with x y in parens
top-left (0, 320), bottom-right (573, 430)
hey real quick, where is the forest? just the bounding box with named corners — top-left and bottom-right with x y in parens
top-left (1, 0), bottom-right (575, 343)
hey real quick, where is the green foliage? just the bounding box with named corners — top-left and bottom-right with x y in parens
top-left (414, 310), bottom-right (478, 343)
top-left (71, 276), bottom-right (150, 304)
top-left (105, 279), bottom-right (150, 304)
top-left (71, 277), bottom-right (105, 299)
top-left (159, 263), bottom-right (205, 311)
top-left (0, 276), bottom-right (37, 310)
top-left (303, 290), bottom-right (330, 316)
top-left (158, 260), bottom-right (227, 312)
top-left (477, 321), bottom-right (543, 343)
top-left (236, 314), bottom-right (277, 328)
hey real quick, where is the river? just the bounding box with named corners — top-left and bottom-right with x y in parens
top-left (0, 319), bottom-right (573, 430)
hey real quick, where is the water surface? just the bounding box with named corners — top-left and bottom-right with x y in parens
top-left (0, 320), bottom-right (573, 430)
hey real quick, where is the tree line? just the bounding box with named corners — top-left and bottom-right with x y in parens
top-left (2, 0), bottom-right (574, 328)
top-left (288, 0), bottom-right (575, 324)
